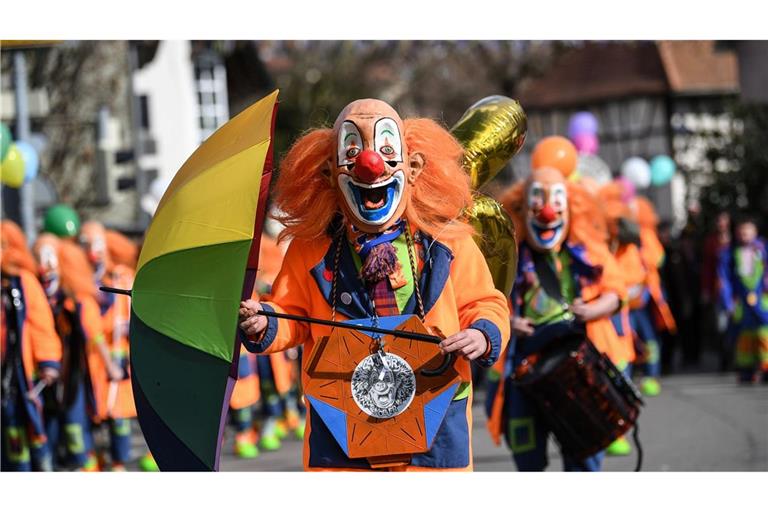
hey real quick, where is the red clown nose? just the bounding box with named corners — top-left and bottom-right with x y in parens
top-left (354, 149), bottom-right (386, 183)
top-left (537, 204), bottom-right (557, 224)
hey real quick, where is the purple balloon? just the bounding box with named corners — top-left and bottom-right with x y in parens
top-left (572, 132), bottom-right (599, 155)
top-left (568, 111), bottom-right (599, 139)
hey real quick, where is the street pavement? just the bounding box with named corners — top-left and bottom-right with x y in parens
top-left (122, 369), bottom-right (767, 472)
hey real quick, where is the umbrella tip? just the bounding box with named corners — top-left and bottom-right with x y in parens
top-left (99, 286), bottom-right (132, 296)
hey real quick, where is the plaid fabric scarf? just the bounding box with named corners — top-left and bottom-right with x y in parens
top-left (347, 219), bottom-right (405, 317)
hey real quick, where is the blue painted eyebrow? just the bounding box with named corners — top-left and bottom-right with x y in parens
top-left (344, 133), bottom-right (359, 143)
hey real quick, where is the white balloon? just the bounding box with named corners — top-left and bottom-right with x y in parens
top-left (577, 154), bottom-right (612, 185)
top-left (620, 157), bottom-right (651, 189)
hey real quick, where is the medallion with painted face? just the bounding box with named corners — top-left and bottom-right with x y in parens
top-left (331, 99), bottom-right (421, 234)
top-left (524, 167), bottom-right (570, 252)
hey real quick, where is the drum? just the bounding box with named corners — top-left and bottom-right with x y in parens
top-left (514, 325), bottom-right (643, 461)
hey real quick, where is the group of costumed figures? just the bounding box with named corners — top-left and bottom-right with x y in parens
top-left (3, 94), bottom-right (766, 472)
top-left (0, 211), bottom-right (305, 470)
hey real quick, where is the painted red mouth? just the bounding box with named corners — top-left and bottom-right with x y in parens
top-left (361, 187), bottom-right (386, 210)
top-left (540, 229), bottom-right (555, 240)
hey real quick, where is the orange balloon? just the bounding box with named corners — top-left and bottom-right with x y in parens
top-left (531, 136), bottom-right (578, 177)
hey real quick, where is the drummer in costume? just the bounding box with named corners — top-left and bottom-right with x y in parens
top-left (238, 99), bottom-right (510, 471)
top-left (718, 216), bottom-right (768, 383)
top-left (487, 137), bottom-right (627, 471)
top-left (32, 234), bottom-right (122, 471)
top-left (1, 221), bottom-right (63, 471)
top-left (78, 222), bottom-right (140, 470)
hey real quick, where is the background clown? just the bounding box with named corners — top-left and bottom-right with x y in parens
top-left (486, 136), bottom-right (628, 471)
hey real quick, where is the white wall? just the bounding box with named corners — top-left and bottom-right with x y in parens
top-left (132, 40), bottom-right (200, 182)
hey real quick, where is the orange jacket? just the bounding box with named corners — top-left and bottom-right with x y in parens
top-left (247, 230), bottom-right (511, 470)
top-left (89, 264), bottom-right (137, 421)
top-left (1, 269), bottom-right (63, 383)
top-left (615, 243), bottom-right (649, 310)
top-left (230, 348), bottom-right (261, 410)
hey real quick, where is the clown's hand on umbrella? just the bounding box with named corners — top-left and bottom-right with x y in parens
top-left (239, 299), bottom-right (267, 338)
top-left (438, 328), bottom-right (491, 361)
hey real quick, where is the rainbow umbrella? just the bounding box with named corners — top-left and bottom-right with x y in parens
top-left (127, 90), bottom-right (279, 471)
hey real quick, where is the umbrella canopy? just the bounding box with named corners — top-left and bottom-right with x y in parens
top-left (130, 90), bottom-right (279, 471)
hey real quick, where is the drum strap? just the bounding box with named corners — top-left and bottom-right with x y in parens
top-left (532, 252), bottom-right (566, 305)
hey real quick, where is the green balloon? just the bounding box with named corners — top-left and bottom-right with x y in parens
top-left (0, 122), bottom-right (11, 162)
top-left (43, 204), bottom-right (81, 238)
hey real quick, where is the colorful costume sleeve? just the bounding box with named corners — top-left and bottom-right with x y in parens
top-left (717, 247), bottom-right (734, 313)
top-left (20, 270), bottom-right (62, 370)
top-left (448, 234), bottom-right (511, 367)
top-left (246, 239), bottom-right (314, 354)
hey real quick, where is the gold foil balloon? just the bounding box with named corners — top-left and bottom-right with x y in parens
top-left (450, 95), bottom-right (527, 189)
top-left (466, 193), bottom-right (517, 297)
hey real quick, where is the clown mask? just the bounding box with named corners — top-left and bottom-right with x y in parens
top-left (525, 167), bottom-right (569, 252)
top-left (79, 221), bottom-right (107, 281)
top-left (33, 234), bottom-right (61, 298)
top-left (331, 99), bottom-right (422, 234)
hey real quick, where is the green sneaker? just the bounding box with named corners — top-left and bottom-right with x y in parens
top-left (641, 377), bottom-right (661, 397)
top-left (259, 434), bottom-right (282, 451)
top-left (235, 440), bottom-right (259, 459)
top-left (138, 453), bottom-right (160, 472)
top-left (274, 420), bottom-right (288, 440)
top-left (294, 421), bottom-right (306, 440)
top-left (606, 437), bottom-right (632, 456)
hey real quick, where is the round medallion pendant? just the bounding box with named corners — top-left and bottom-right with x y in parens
top-left (351, 352), bottom-right (416, 419)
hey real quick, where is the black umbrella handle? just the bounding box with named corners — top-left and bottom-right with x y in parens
top-left (255, 309), bottom-right (443, 343)
top-left (255, 309), bottom-right (454, 376)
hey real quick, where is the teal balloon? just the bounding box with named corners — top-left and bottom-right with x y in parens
top-left (0, 122), bottom-right (11, 161)
top-left (14, 140), bottom-right (39, 182)
top-left (650, 155), bottom-right (676, 186)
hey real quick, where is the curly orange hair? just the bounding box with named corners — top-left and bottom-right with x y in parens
top-left (57, 239), bottom-right (98, 298)
top-left (105, 229), bottom-right (139, 270)
top-left (598, 182), bottom-right (632, 224)
top-left (498, 181), bottom-right (527, 243)
top-left (1, 220), bottom-right (37, 276)
top-left (569, 184), bottom-right (609, 246)
top-left (0, 220), bottom-right (37, 275)
top-left (273, 119), bottom-right (473, 242)
top-left (633, 196), bottom-right (659, 229)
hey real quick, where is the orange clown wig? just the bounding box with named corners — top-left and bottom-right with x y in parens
top-left (105, 229), bottom-right (139, 271)
top-left (1, 220), bottom-right (37, 276)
